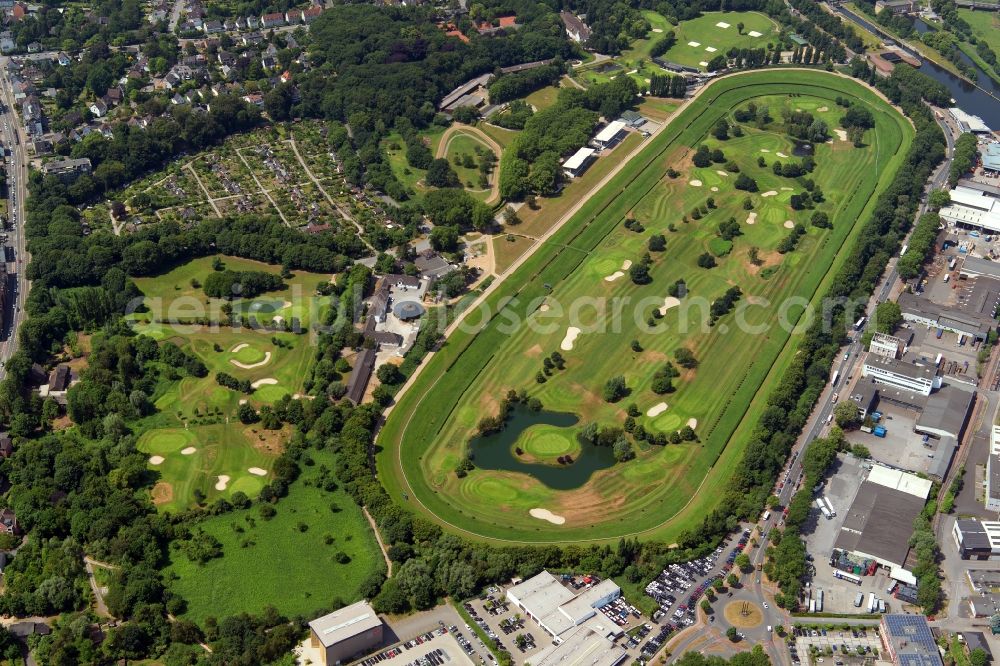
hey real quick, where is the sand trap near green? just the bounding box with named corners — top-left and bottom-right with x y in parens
top-left (230, 351), bottom-right (271, 369)
top-left (230, 345), bottom-right (266, 366)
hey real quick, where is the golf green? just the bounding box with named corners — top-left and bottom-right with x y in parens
top-left (519, 426), bottom-right (580, 459)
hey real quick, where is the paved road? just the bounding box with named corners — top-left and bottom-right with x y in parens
top-left (168, 0), bottom-right (185, 33)
top-left (0, 58), bottom-right (30, 379)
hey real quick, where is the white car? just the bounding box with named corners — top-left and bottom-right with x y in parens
top-left (763, 602), bottom-right (769, 609)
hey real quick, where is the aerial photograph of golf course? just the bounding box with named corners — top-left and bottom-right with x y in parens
top-left (128, 255), bottom-right (326, 513)
top-left (378, 70), bottom-right (914, 544)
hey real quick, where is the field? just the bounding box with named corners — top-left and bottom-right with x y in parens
top-left (574, 11), bottom-right (780, 86)
top-left (377, 70), bottom-right (913, 544)
top-left (131, 255), bottom-right (330, 512)
top-left (167, 449), bottom-right (384, 623)
top-left (958, 9), bottom-right (1000, 69)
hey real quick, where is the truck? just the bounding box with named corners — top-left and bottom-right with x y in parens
top-left (820, 505), bottom-right (833, 520)
top-left (867, 593), bottom-right (877, 614)
top-left (936, 328), bottom-right (944, 339)
top-left (861, 425), bottom-right (873, 434)
top-left (821, 497), bottom-right (836, 517)
top-left (855, 316), bottom-right (867, 331)
top-left (831, 370), bottom-right (840, 386)
top-left (949, 257), bottom-right (957, 270)
top-left (935, 353), bottom-right (943, 367)
top-left (826, 413), bottom-right (833, 425)
top-left (959, 334), bottom-right (966, 346)
top-left (944, 273), bottom-right (950, 283)
top-left (878, 599), bottom-right (886, 613)
top-left (871, 411), bottom-right (882, 422)
top-left (817, 590), bottom-right (824, 612)
top-left (854, 592), bottom-right (865, 607)
top-left (873, 425), bottom-right (887, 438)
top-left (809, 599), bottom-right (816, 613)
top-left (835, 570), bottom-right (862, 585)
top-left (762, 510), bottom-right (771, 521)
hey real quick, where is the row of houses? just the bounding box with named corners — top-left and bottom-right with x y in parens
top-left (179, 3), bottom-right (324, 34)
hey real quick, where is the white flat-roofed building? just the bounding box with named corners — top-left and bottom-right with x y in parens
top-left (592, 120), bottom-right (626, 149)
top-left (870, 332), bottom-right (904, 359)
top-left (939, 186), bottom-right (1000, 234)
top-left (862, 354), bottom-right (938, 396)
top-left (563, 147), bottom-right (596, 178)
top-left (531, 621), bottom-right (627, 666)
top-left (506, 571), bottom-right (621, 641)
top-left (308, 601), bottom-right (384, 666)
top-left (992, 424), bottom-right (1000, 455)
top-left (948, 107), bottom-right (991, 134)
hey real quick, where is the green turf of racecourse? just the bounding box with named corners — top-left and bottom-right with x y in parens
top-left (444, 131), bottom-right (496, 199)
top-left (129, 256), bottom-right (327, 511)
top-left (377, 70), bottom-right (913, 544)
top-left (167, 449), bottom-right (385, 623)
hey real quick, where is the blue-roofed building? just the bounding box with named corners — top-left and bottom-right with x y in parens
top-left (880, 615), bottom-right (943, 666)
top-left (983, 143), bottom-right (1000, 173)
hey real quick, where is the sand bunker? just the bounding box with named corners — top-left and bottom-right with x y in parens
top-left (760, 148), bottom-right (770, 153)
top-left (687, 418), bottom-right (698, 429)
top-left (699, 61), bottom-right (709, 67)
top-left (688, 41), bottom-right (701, 47)
top-left (530, 508), bottom-right (566, 525)
top-left (648, 402), bottom-right (668, 417)
top-left (560, 327), bottom-right (582, 351)
top-left (251, 377), bottom-right (278, 389)
top-left (621, 260), bottom-right (633, 270)
top-left (248, 467), bottom-right (267, 476)
top-left (817, 106), bottom-right (829, 112)
top-left (746, 212), bottom-right (757, 225)
top-left (230, 351), bottom-right (272, 369)
top-left (215, 475), bottom-right (230, 491)
top-left (748, 30), bottom-right (763, 37)
top-left (711, 186), bottom-right (719, 192)
top-left (540, 304), bottom-right (551, 312)
top-left (181, 447), bottom-right (197, 455)
top-left (605, 271), bottom-right (624, 282)
top-left (761, 190), bottom-right (778, 198)
top-left (690, 179), bottom-right (702, 187)
top-left (659, 296), bottom-right (681, 314)
top-left (716, 170), bottom-right (729, 177)
top-left (149, 455), bottom-right (165, 465)
top-left (230, 343), bottom-right (249, 353)
top-left (652, 28), bottom-right (663, 32)
top-left (716, 21), bottom-right (731, 28)
top-left (776, 152), bottom-right (788, 158)
top-left (781, 187), bottom-right (793, 191)
top-left (834, 128), bottom-right (848, 141)
top-left (705, 46), bottom-right (717, 52)
top-left (784, 220), bottom-right (795, 229)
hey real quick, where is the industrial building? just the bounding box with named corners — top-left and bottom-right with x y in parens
top-left (834, 465), bottom-right (932, 584)
top-left (954, 519), bottom-right (1000, 560)
top-left (988, 455), bottom-right (1000, 512)
top-left (984, 142), bottom-right (1000, 173)
top-left (530, 623), bottom-right (627, 666)
top-left (861, 354), bottom-right (939, 396)
top-left (939, 185), bottom-right (1000, 234)
top-left (870, 332), bottom-right (904, 359)
top-left (879, 615), bottom-right (943, 666)
top-left (948, 107), bottom-right (992, 135)
top-left (563, 147), bottom-right (596, 178)
top-left (308, 601), bottom-right (384, 666)
top-left (506, 571), bottom-right (621, 641)
top-left (897, 288), bottom-right (997, 342)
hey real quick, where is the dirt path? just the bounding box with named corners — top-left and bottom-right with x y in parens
top-left (235, 147), bottom-right (290, 227)
top-left (435, 124), bottom-right (502, 205)
top-left (363, 506), bottom-right (393, 577)
top-left (288, 135), bottom-right (375, 253)
top-left (83, 556), bottom-right (118, 618)
top-left (185, 162), bottom-right (223, 218)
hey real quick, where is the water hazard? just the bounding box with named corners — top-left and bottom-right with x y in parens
top-left (466, 405), bottom-right (617, 490)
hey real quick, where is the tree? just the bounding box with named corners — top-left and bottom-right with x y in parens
top-left (648, 234), bottom-right (666, 251)
top-left (726, 626), bottom-right (738, 641)
top-left (727, 573), bottom-right (739, 587)
top-left (873, 300), bottom-right (903, 335)
top-left (426, 159), bottom-right (460, 188)
top-left (713, 118), bottom-right (730, 140)
top-left (603, 375), bottom-right (627, 403)
top-left (629, 261), bottom-right (651, 285)
top-left (737, 22), bottom-right (745, 34)
top-left (613, 438), bottom-right (634, 462)
top-left (833, 401), bottom-right (861, 430)
top-left (429, 225), bottom-right (460, 252)
top-left (376, 363), bottom-right (402, 385)
top-left (928, 190), bottom-right (951, 209)
top-left (503, 205), bottom-right (521, 226)
top-left (734, 173), bottom-right (758, 192)
top-left (674, 348), bottom-right (698, 369)
top-left (697, 253), bottom-right (717, 269)
top-left (970, 648), bottom-right (989, 666)
top-left (735, 553), bottom-right (752, 573)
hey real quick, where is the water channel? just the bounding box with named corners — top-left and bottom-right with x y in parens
top-left (834, 5), bottom-right (1000, 121)
top-left (466, 406), bottom-right (618, 490)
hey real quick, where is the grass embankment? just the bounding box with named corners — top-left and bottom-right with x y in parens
top-left (378, 70), bottom-right (912, 545)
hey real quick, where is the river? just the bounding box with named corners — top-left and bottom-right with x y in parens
top-left (834, 5), bottom-right (1000, 121)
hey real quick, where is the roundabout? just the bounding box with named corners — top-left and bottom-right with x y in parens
top-left (722, 600), bottom-right (763, 629)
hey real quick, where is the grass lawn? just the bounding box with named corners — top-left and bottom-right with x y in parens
top-left (638, 98), bottom-right (680, 123)
top-left (443, 131), bottom-right (497, 200)
top-left (960, 8), bottom-right (1000, 54)
top-left (130, 255), bottom-right (329, 511)
top-left (377, 70), bottom-right (913, 544)
top-left (493, 234), bottom-right (536, 274)
top-left (167, 449), bottom-right (384, 624)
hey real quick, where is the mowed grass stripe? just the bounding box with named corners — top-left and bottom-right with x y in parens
top-left (378, 70), bottom-right (912, 543)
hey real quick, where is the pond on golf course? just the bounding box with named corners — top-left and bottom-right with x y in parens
top-left (466, 405), bottom-right (617, 490)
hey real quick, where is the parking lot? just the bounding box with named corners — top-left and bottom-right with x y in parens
top-left (644, 529), bottom-right (753, 638)
top-left (355, 627), bottom-right (480, 666)
top-left (792, 626), bottom-right (881, 666)
top-left (842, 401), bottom-right (949, 478)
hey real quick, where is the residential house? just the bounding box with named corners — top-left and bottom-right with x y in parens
top-left (217, 50), bottom-right (236, 67)
top-left (203, 19), bottom-right (223, 34)
top-left (171, 93), bottom-right (187, 105)
top-left (26, 41), bottom-right (41, 53)
top-left (223, 19), bottom-right (238, 31)
top-left (0, 435), bottom-right (13, 458)
top-left (104, 86), bottom-right (123, 106)
top-left (89, 99), bottom-right (108, 117)
top-left (301, 5), bottom-right (323, 23)
top-left (57, 51), bottom-right (71, 66)
top-left (0, 32), bottom-right (14, 54)
top-left (242, 92), bottom-right (264, 106)
top-left (261, 12), bottom-right (285, 28)
top-left (0, 508), bottom-right (18, 535)
top-left (242, 32), bottom-right (264, 46)
top-left (246, 15), bottom-right (260, 29)
top-left (10, 2), bottom-right (26, 21)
